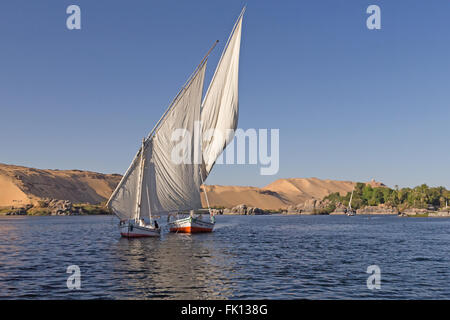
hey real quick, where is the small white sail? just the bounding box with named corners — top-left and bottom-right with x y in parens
top-left (107, 149), bottom-right (143, 220)
top-left (349, 189), bottom-right (354, 210)
top-left (201, 9), bottom-right (244, 177)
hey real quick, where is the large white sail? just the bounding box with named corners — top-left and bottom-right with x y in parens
top-left (108, 9), bottom-right (244, 220)
top-left (201, 9), bottom-right (244, 178)
top-left (108, 61), bottom-right (207, 219)
top-left (140, 62), bottom-right (206, 215)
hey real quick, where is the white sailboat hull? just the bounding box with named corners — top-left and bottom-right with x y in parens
top-left (119, 221), bottom-right (161, 238)
top-left (168, 216), bottom-right (214, 233)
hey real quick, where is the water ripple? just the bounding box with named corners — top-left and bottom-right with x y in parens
top-left (0, 215), bottom-right (450, 299)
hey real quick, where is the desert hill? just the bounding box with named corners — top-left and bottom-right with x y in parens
top-left (200, 177), bottom-right (386, 210)
top-left (0, 163), bottom-right (121, 207)
top-left (0, 163), bottom-right (385, 210)
top-left (262, 178), bottom-right (356, 206)
top-left (200, 185), bottom-right (289, 210)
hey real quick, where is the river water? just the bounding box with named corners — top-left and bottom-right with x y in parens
top-left (0, 214), bottom-right (449, 299)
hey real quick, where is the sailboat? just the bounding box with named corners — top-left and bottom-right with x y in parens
top-left (107, 8), bottom-right (245, 237)
top-left (346, 188), bottom-right (356, 216)
top-left (168, 8), bottom-right (244, 233)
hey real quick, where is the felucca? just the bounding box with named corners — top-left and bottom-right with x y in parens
top-left (168, 9), bottom-right (244, 233)
top-left (346, 188), bottom-right (356, 216)
top-left (107, 8), bottom-right (245, 236)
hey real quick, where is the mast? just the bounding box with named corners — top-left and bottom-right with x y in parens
top-left (134, 138), bottom-right (146, 221)
top-left (199, 168), bottom-right (212, 214)
top-left (349, 189), bottom-right (354, 210)
top-left (146, 183), bottom-right (153, 224)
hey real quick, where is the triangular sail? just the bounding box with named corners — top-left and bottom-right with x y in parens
top-left (201, 9), bottom-right (244, 178)
top-left (108, 61), bottom-right (207, 219)
top-left (108, 10), bottom-right (243, 220)
top-left (141, 62), bottom-right (207, 215)
top-left (107, 148), bottom-right (143, 220)
top-left (349, 189), bottom-right (354, 210)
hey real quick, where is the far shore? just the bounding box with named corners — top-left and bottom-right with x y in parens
top-left (3, 210), bottom-right (449, 218)
top-left (2, 199), bottom-right (450, 218)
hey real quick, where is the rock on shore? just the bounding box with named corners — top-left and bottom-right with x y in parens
top-left (401, 208), bottom-right (429, 216)
top-left (286, 199), bottom-right (334, 215)
top-left (356, 204), bottom-right (399, 215)
top-left (329, 202), bottom-right (348, 215)
top-left (0, 198), bottom-right (110, 216)
top-left (222, 204), bottom-right (269, 215)
top-left (428, 210), bottom-right (450, 217)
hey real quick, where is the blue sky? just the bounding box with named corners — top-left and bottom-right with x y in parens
top-left (1, 0), bottom-right (450, 188)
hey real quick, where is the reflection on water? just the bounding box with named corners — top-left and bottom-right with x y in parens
top-left (110, 234), bottom-right (236, 299)
top-left (1, 214), bottom-right (450, 299)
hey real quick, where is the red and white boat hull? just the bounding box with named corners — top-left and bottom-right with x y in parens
top-left (169, 216), bottom-right (214, 233)
top-left (119, 223), bottom-right (160, 238)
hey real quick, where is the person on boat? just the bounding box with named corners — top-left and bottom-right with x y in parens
top-left (154, 220), bottom-right (159, 229)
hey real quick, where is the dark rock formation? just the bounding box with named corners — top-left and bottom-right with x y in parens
top-left (286, 199), bottom-right (334, 215)
top-left (223, 204), bottom-right (268, 215)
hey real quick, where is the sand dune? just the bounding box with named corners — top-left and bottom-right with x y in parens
top-left (262, 178), bottom-right (356, 205)
top-left (0, 163), bottom-right (384, 210)
top-left (200, 185), bottom-right (289, 210)
top-left (0, 174), bottom-right (31, 206)
top-left (0, 163), bottom-right (121, 207)
top-left (201, 178), bottom-right (361, 210)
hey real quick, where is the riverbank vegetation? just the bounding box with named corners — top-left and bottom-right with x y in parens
top-left (324, 183), bottom-right (450, 211)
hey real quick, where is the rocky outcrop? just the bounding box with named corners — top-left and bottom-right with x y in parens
top-left (209, 208), bottom-right (224, 215)
top-left (401, 208), bottom-right (429, 216)
top-left (429, 210), bottom-right (450, 217)
top-left (286, 199), bottom-right (334, 215)
top-left (0, 199), bottom-right (102, 216)
top-left (331, 204), bottom-right (399, 215)
top-left (223, 204), bottom-right (268, 215)
top-left (330, 202), bottom-right (348, 215)
top-left (356, 204), bottom-right (399, 215)
top-left (30, 198), bottom-right (79, 215)
top-left (1, 204), bottom-right (32, 215)
top-left (47, 199), bottom-right (73, 215)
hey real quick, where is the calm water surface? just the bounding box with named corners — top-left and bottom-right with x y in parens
top-left (0, 214), bottom-right (449, 299)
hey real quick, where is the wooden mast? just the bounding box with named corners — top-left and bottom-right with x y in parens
top-left (134, 138), bottom-right (146, 221)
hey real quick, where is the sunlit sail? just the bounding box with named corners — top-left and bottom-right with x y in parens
top-left (107, 8), bottom-right (245, 236)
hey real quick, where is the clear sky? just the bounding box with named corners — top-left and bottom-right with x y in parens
top-left (1, 0), bottom-right (450, 188)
